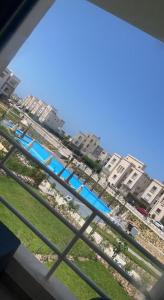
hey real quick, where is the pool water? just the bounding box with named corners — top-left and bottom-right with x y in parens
top-left (15, 130), bottom-right (111, 214)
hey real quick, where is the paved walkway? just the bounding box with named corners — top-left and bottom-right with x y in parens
top-left (128, 248), bottom-right (161, 276)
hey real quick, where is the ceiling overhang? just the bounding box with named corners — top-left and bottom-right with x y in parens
top-left (88, 0), bottom-right (164, 41)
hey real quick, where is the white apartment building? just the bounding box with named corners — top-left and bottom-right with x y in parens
top-left (126, 154), bottom-right (146, 170)
top-left (120, 167), bottom-right (150, 197)
top-left (141, 180), bottom-right (164, 206)
top-left (72, 132), bottom-right (86, 147)
top-left (72, 133), bottom-right (100, 156)
top-left (31, 100), bottom-right (45, 116)
top-left (149, 191), bottom-right (164, 222)
top-left (88, 145), bottom-right (110, 165)
top-left (103, 153), bottom-right (121, 175)
top-left (41, 109), bottom-right (65, 133)
top-left (22, 96), bottom-right (65, 133)
top-left (0, 68), bottom-right (20, 98)
top-left (107, 158), bottom-right (132, 187)
top-left (22, 96), bottom-right (38, 111)
top-left (97, 149), bottom-right (111, 165)
top-left (38, 105), bottom-right (53, 121)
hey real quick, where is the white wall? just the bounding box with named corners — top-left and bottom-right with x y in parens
top-left (104, 153), bottom-right (121, 175)
top-left (108, 158), bottom-right (131, 187)
top-left (150, 192), bottom-right (164, 221)
top-left (141, 180), bottom-right (163, 204)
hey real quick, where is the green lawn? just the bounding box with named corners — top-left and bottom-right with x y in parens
top-left (47, 260), bottom-right (132, 300)
top-left (96, 226), bottom-right (159, 279)
top-left (0, 176), bottom-right (73, 253)
top-left (0, 175), bottom-right (132, 299)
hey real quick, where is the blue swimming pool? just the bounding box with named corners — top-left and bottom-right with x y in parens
top-left (15, 130), bottom-right (111, 214)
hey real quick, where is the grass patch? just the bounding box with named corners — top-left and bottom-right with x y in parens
top-left (96, 227), bottom-right (159, 279)
top-left (0, 176), bottom-right (73, 253)
top-left (0, 175), bottom-right (132, 299)
top-left (46, 260), bottom-right (132, 300)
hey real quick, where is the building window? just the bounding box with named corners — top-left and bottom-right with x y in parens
top-left (132, 172), bottom-right (137, 180)
top-left (0, 71), bottom-right (6, 78)
top-left (156, 208), bottom-right (161, 214)
top-left (112, 174), bottom-right (117, 179)
top-left (145, 193), bottom-right (151, 200)
top-left (161, 199), bottom-right (164, 207)
top-left (127, 180), bottom-right (132, 186)
top-left (9, 79), bottom-right (17, 86)
top-left (111, 158), bottom-right (116, 164)
top-left (150, 186), bottom-right (157, 194)
top-left (4, 87), bottom-right (9, 93)
top-left (116, 165), bottom-right (125, 173)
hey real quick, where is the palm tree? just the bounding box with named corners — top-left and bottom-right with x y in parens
top-left (83, 169), bottom-right (95, 185)
top-left (98, 180), bottom-right (108, 198)
top-left (57, 156), bottom-right (74, 177)
top-left (90, 175), bottom-right (101, 191)
top-left (112, 240), bottom-right (128, 259)
top-left (20, 123), bottom-right (32, 138)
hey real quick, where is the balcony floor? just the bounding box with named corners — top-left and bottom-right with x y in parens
top-left (0, 273), bottom-right (31, 300)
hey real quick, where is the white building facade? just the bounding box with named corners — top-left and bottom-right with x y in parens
top-left (149, 191), bottom-right (164, 222)
top-left (72, 133), bottom-right (101, 156)
top-left (22, 96), bottom-right (65, 134)
top-left (126, 154), bottom-right (146, 170)
top-left (141, 180), bottom-right (164, 206)
top-left (103, 153), bottom-right (121, 175)
top-left (120, 168), bottom-right (150, 197)
top-left (0, 68), bottom-right (20, 98)
top-left (107, 158), bottom-right (132, 187)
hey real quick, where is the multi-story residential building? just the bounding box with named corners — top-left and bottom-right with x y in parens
top-left (22, 96), bottom-right (38, 111)
top-left (103, 153), bottom-right (121, 175)
top-left (72, 132), bottom-right (86, 148)
top-left (126, 154), bottom-right (146, 170)
top-left (140, 180), bottom-right (164, 206)
top-left (149, 191), bottom-right (164, 222)
top-left (22, 96), bottom-right (65, 134)
top-left (41, 109), bottom-right (65, 133)
top-left (97, 149), bottom-right (111, 165)
top-left (107, 157), bottom-right (132, 187)
top-left (88, 145), bottom-right (111, 165)
top-left (0, 68), bottom-right (20, 98)
top-left (72, 133), bottom-right (100, 156)
top-left (120, 167), bottom-right (150, 197)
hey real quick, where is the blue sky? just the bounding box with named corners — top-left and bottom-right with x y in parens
top-left (9, 0), bottom-right (164, 181)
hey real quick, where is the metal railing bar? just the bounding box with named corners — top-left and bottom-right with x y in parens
top-left (1, 145), bottom-right (16, 164)
top-left (0, 164), bottom-right (157, 294)
top-left (0, 195), bottom-right (63, 256)
top-left (63, 259), bottom-right (112, 300)
top-left (0, 195), bottom-right (111, 300)
top-left (80, 233), bottom-right (151, 298)
top-left (46, 212), bottom-right (96, 279)
top-left (0, 129), bottom-right (163, 272)
top-left (1, 164), bottom-right (79, 234)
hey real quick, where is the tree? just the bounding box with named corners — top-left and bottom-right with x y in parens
top-left (125, 261), bottom-right (133, 273)
top-left (83, 156), bottom-right (102, 173)
top-left (68, 200), bottom-right (79, 212)
top-left (31, 166), bottom-right (47, 187)
top-left (112, 240), bottom-right (128, 259)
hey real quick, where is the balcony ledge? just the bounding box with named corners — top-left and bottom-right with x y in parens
top-left (4, 244), bottom-right (77, 300)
